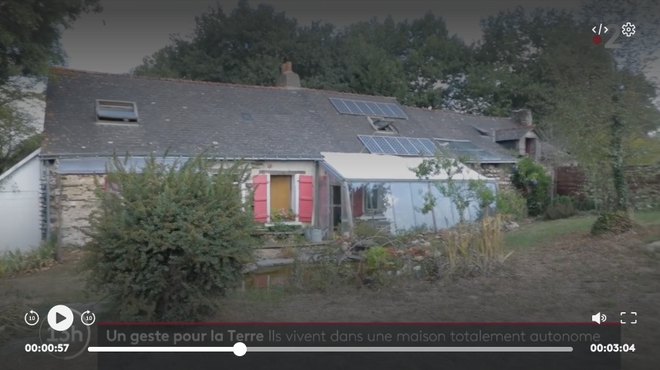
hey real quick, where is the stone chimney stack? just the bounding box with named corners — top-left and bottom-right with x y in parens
top-left (511, 109), bottom-right (533, 126)
top-left (276, 61), bottom-right (301, 88)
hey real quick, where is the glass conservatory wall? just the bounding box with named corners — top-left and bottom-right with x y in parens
top-left (348, 180), bottom-right (498, 234)
top-left (317, 165), bottom-right (330, 235)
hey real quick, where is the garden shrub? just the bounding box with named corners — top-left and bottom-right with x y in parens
top-left (591, 209), bottom-right (634, 236)
top-left (544, 195), bottom-right (578, 220)
top-left (0, 289), bottom-right (31, 344)
top-left (574, 196), bottom-right (597, 211)
top-left (80, 153), bottom-right (262, 321)
top-left (511, 158), bottom-right (552, 216)
top-left (495, 187), bottom-right (528, 220)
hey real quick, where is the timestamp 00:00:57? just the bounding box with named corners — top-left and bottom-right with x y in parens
top-left (590, 343), bottom-right (636, 353)
top-left (25, 343), bottom-right (70, 353)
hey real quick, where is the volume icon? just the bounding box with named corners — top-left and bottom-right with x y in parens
top-left (591, 312), bottom-right (607, 324)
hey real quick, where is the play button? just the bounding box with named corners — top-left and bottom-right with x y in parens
top-left (47, 305), bottom-right (74, 332)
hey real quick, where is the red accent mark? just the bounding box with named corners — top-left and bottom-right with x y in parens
top-left (592, 35), bottom-right (602, 45)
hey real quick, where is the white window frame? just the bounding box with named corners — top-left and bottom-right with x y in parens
top-left (367, 116), bottom-right (397, 134)
top-left (363, 184), bottom-right (385, 215)
top-left (259, 173), bottom-right (308, 225)
top-left (96, 99), bottom-right (139, 122)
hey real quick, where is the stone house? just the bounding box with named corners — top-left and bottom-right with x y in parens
top-left (40, 63), bottom-right (540, 247)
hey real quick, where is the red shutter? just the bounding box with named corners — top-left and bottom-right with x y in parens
top-left (352, 187), bottom-right (364, 217)
top-left (297, 175), bottom-right (314, 222)
top-left (253, 174), bottom-right (269, 223)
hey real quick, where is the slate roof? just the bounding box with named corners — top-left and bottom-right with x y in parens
top-left (42, 68), bottom-right (524, 162)
top-left (494, 127), bottom-right (534, 142)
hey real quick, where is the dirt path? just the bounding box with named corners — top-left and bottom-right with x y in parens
top-left (1, 224), bottom-right (659, 369)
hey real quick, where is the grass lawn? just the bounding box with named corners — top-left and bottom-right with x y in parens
top-left (505, 210), bottom-right (660, 250)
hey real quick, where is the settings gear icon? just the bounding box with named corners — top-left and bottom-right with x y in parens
top-left (622, 22), bottom-right (635, 37)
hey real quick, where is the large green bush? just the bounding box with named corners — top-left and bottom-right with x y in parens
top-left (80, 153), bottom-right (261, 321)
top-left (495, 187), bottom-right (528, 220)
top-left (511, 157), bottom-right (552, 216)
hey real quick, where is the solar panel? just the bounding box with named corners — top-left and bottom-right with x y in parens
top-left (358, 135), bottom-right (381, 154)
top-left (420, 140), bottom-right (439, 155)
top-left (387, 104), bottom-right (408, 119)
top-left (398, 137), bottom-right (419, 155)
top-left (409, 138), bottom-right (434, 156)
top-left (371, 136), bottom-right (397, 154)
top-left (358, 135), bottom-right (436, 156)
top-left (329, 98), bottom-right (352, 114)
top-left (384, 137), bottom-right (408, 154)
top-left (329, 98), bottom-right (408, 119)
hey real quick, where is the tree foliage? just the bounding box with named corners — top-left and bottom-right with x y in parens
top-left (411, 152), bottom-right (495, 223)
top-left (511, 157), bottom-right (552, 216)
top-left (133, 1), bottom-right (469, 108)
top-left (0, 0), bottom-right (102, 82)
top-left (80, 153), bottom-right (261, 321)
top-left (0, 0), bottom-right (102, 174)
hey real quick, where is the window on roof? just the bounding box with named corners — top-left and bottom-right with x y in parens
top-left (96, 100), bottom-right (138, 122)
top-left (367, 116), bottom-right (397, 134)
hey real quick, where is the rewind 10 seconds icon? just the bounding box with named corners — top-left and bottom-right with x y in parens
top-left (592, 23), bottom-right (626, 49)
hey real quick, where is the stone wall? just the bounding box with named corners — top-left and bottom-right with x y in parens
top-left (627, 165), bottom-right (660, 209)
top-left (48, 164), bottom-right (103, 247)
top-left (477, 164), bottom-right (513, 190)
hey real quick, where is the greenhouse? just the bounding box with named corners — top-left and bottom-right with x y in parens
top-left (318, 152), bottom-right (498, 236)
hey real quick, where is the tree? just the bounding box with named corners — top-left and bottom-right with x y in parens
top-left (0, 0), bottom-right (102, 173)
top-left (411, 152), bottom-right (495, 224)
top-left (0, 92), bottom-right (40, 174)
top-left (80, 153), bottom-right (261, 321)
top-left (133, 1), bottom-right (345, 88)
top-left (0, 0), bottom-right (102, 82)
top-left (401, 13), bottom-right (471, 109)
top-left (549, 0), bottom-right (660, 233)
top-left (133, 6), bottom-right (472, 108)
top-left (334, 29), bottom-right (408, 98)
top-left (449, 7), bottom-right (595, 120)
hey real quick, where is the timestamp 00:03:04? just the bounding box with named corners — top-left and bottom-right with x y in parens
top-left (590, 343), bottom-right (636, 353)
top-left (25, 343), bottom-right (70, 353)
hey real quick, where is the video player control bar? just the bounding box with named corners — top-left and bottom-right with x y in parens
top-left (88, 343), bottom-right (574, 356)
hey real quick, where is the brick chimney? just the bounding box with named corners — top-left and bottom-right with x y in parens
top-left (276, 61), bottom-right (301, 88)
top-left (511, 109), bottom-right (533, 126)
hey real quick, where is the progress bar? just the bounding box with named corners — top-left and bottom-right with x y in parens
top-left (88, 343), bottom-right (573, 356)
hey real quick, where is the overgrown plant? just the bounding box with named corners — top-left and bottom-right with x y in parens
top-left (591, 209), bottom-right (634, 236)
top-left (0, 240), bottom-right (55, 277)
top-left (411, 153), bottom-right (495, 223)
top-left (80, 152), bottom-right (262, 321)
top-left (511, 157), bottom-right (551, 216)
top-left (271, 208), bottom-right (296, 222)
top-left (495, 187), bottom-right (528, 220)
top-left (410, 152), bottom-right (512, 275)
top-left (0, 289), bottom-right (32, 345)
top-left (544, 195), bottom-right (578, 220)
top-left (440, 215), bottom-right (510, 275)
